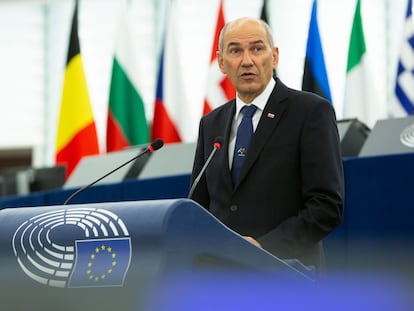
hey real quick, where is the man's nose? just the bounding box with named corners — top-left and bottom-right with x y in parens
top-left (241, 51), bottom-right (254, 66)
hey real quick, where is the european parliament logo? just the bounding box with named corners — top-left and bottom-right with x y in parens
top-left (12, 207), bottom-right (132, 288)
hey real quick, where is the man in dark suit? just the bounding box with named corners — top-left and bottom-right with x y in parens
top-left (190, 17), bottom-right (344, 268)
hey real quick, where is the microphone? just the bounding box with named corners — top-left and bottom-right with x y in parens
top-left (188, 137), bottom-right (223, 199)
top-left (63, 139), bottom-right (164, 205)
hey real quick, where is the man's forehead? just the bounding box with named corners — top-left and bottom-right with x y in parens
top-left (224, 21), bottom-right (267, 42)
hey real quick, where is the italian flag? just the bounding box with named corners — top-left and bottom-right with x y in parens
top-left (106, 3), bottom-right (149, 151)
top-left (343, 0), bottom-right (378, 127)
top-left (55, 1), bottom-right (99, 179)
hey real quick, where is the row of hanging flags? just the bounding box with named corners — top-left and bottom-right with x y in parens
top-left (56, 0), bottom-right (414, 179)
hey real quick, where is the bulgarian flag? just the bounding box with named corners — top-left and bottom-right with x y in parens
top-left (106, 2), bottom-right (149, 152)
top-left (55, 1), bottom-right (99, 179)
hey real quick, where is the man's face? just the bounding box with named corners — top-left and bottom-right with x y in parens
top-left (217, 19), bottom-right (278, 103)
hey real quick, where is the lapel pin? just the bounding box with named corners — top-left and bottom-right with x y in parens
top-left (267, 112), bottom-right (275, 119)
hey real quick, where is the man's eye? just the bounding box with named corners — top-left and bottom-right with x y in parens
top-left (230, 49), bottom-right (240, 54)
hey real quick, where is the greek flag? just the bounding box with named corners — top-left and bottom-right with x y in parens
top-left (395, 0), bottom-right (414, 115)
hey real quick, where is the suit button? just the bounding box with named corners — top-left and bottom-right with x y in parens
top-left (230, 205), bottom-right (238, 212)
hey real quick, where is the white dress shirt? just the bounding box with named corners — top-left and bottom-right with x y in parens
top-left (228, 78), bottom-right (276, 168)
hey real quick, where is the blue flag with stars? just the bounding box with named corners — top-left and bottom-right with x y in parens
top-left (69, 238), bottom-right (131, 287)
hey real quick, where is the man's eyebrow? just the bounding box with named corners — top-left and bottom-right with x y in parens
top-left (226, 40), bottom-right (265, 48)
top-left (249, 40), bottom-right (265, 45)
top-left (226, 41), bottom-right (241, 48)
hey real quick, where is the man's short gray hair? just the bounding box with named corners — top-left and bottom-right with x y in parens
top-left (218, 18), bottom-right (275, 52)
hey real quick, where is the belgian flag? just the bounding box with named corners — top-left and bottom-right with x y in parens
top-left (55, 1), bottom-right (99, 178)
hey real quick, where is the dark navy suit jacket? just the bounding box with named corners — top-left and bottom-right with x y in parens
top-left (190, 78), bottom-right (344, 267)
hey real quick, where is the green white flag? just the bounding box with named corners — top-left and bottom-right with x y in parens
top-left (343, 0), bottom-right (380, 127)
top-left (106, 2), bottom-right (149, 152)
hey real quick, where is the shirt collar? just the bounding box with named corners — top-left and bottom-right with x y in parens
top-left (235, 78), bottom-right (276, 118)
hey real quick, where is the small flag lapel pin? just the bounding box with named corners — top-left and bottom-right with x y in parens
top-left (267, 112), bottom-right (275, 119)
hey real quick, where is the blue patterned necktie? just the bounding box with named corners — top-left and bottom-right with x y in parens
top-left (232, 104), bottom-right (257, 186)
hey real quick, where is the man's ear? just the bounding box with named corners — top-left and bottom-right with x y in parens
top-left (216, 51), bottom-right (226, 74)
top-left (272, 47), bottom-right (279, 69)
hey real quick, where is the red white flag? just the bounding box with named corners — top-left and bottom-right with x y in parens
top-left (203, 0), bottom-right (235, 114)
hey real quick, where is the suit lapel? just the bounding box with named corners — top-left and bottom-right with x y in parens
top-left (234, 79), bottom-right (289, 190)
top-left (218, 100), bottom-right (236, 191)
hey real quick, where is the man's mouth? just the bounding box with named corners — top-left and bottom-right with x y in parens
top-left (240, 72), bottom-right (256, 78)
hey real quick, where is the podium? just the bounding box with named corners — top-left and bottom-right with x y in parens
top-left (0, 199), bottom-right (312, 310)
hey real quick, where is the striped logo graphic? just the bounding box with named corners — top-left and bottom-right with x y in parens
top-left (400, 123), bottom-right (414, 148)
top-left (12, 208), bottom-right (131, 288)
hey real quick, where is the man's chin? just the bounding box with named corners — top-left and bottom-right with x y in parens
top-left (238, 83), bottom-right (261, 95)
top-left (237, 88), bottom-right (262, 102)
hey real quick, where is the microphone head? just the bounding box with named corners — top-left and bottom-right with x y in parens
top-left (149, 138), bottom-right (164, 152)
top-left (213, 136), bottom-right (224, 150)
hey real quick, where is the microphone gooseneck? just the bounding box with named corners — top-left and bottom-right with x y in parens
top-left (63, 139), bottom-right (164, 205)
top-left (188, 136), bottom-right (223, 199)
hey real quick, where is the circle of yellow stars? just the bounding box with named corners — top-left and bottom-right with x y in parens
top-left (86, 244), bottom-right (117, 282)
